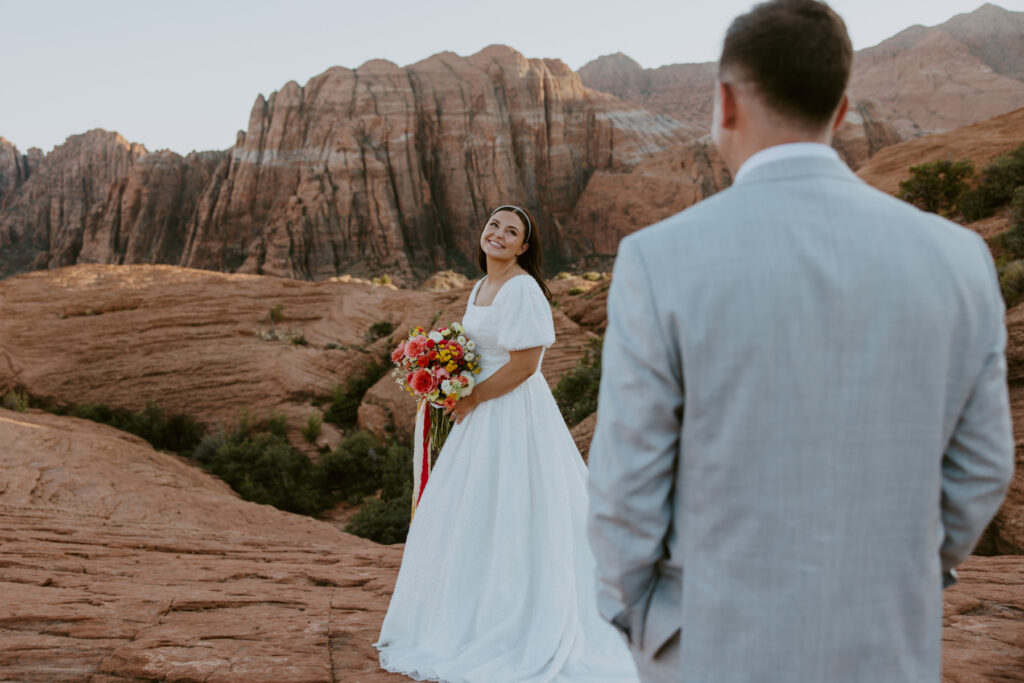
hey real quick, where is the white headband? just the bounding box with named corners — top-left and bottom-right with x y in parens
top-left (491, 205), bottom-right (532, 242)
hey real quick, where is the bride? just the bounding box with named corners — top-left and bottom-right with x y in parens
top-left (374, 205), bottom-right (640, 682)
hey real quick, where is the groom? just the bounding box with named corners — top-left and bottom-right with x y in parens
top-left (587, 1), bottom-right (1015, 681)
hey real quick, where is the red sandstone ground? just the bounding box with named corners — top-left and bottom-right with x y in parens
top-left (0, 264), bottom-right (594, 458)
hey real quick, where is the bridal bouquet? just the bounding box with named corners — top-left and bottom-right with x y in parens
top-left (390, 322), bottom-right (480, 517)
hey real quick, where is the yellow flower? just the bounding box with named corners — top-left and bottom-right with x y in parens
top-left (447, 362), bottom-right (457, 372)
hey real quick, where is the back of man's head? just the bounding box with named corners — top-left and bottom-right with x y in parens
top-left (720, 0), bottom-right (853, 130)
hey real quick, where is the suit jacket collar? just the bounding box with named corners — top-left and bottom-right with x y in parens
top-left (732, 154), bottom-right (861, 188)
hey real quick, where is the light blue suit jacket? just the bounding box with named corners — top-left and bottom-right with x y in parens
top-left (587, 154), bottom-right (1014, 681)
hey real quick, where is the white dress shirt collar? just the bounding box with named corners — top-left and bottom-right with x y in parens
top-left (734, 142), bottom-right (841, 184)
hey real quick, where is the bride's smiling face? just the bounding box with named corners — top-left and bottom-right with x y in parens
top-left (480, 210), bottom-right (529, 261)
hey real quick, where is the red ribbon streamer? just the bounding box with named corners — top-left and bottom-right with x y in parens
top-left (418, 403), bottom-right (431, 505)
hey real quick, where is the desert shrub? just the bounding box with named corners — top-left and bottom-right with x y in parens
top-left (957, 143), bottom-right (1024, 221)
top-left (1, 388), bottom-right (29, 412)
top-left (553, 337), bottom-right (603, 427)
top-left (291, 333), bottom-right (308, 346)
top-left (193, 413), bottom-right (326, 516)
top-left (999, 260), bottom-right (1024, 309)
top-left (567, 286), bottom-right (586, 296)
top-left (367, 320), bottom-right (395, 341)
top-left (1011, 186), bottom-right (1024, 229)
top-left (323, 356), bottom-right (389, 428)
top-left (345, 496), bottom-right (411, 545)
top-left (897, 159), bottom-right (973, 216)
top-left (317, 430), bottom-right (412, 543)
top-left (316, 430), bottom-right (409, 504)
top-left (270, 304), bottom-right (285, 325)
top-left (581, 271), bottom-right (604, 281)
top-left (554, 272), bottom-right (573, 280)
top-left (957, 185), bottom-right (998, 222)
top-left (994, 187), bottom-right (1024, 260)
top-left (303, 412), bottom-right (323, 443)
top-left (63, 400), bottom-right (204, 454)
top-left (372, 274), bottom-right (393, 286)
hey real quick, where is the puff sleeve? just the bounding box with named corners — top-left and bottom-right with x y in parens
top-left (497, 276), bottom-right (556, 351)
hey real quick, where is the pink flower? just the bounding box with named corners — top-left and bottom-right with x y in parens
top-left (405, 336), bottom-right (428, 358)
top-left (458, 375), bottom-right (469, 387)
top-left (391, 342), bottom-right (406, 364)
top-left (443, 395), bottom-right (458, 410)
top-left (433, 367), bottom-right (451, 380)
top-left (410, 369), bottom-right (437, 395)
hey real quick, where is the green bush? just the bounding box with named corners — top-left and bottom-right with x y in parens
top-left (367, 321), bottom-right (395, 341)
top-left (346, 496), bottom-right (412, 545)
top-left (303, 412), bottom-right (323, 443)
top-left (1, 388), bottom-right (29, 412)
top-left (1011, 186), bottom-right (1024, 229)
top-left (270, 304), bottom-right (285, 325)
top-left (317, 430), bottom-right (409, 504)
top-left (567, 286), bottom-right (586, 296)
top-left (190, 418), bottom-right (412, 529)
top-left (581, 271), bottom-right (604, 281)
top-left (897, 159), bottom-right (973, 216)
top-left (994, 187), bottom-right (1024, 260)
top-left (999, 260), bottom-right (1024, 308)
top-left (957, 143), bottom-right (1024, 221)
top-left (194, 421), bottom-right (327, 516)
top-left (63, 400), bottom-right (204, 454)
top-left (323, 357), bottom-right (389, 428)
top-left (291, 333), bottom-right (308, 346)
top-left (554, 272), bottom-right (573, 280)
top-left (553, 337), bottom-right (603, 427)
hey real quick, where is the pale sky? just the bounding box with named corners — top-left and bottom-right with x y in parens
top-left (2, 0), bottom-right (1022, 155)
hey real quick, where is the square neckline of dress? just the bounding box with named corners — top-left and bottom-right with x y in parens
top-left (471, 273), bottom-right (533, 307)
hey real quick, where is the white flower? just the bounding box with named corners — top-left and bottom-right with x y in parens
top-left (441, 379), bottom-right (457, 395)
top-left (456, 335), bottom-right (467, 345)
top-left (427, 389), bottom-right (440, 402)
top-left (428, 330), bottom-right (443, 343)
top-left (466, 340), bottom-right (476, 351)
top-left (465, 352), bottom-right (475, 361)
top-left (452, 322), bottom-right (464, 334)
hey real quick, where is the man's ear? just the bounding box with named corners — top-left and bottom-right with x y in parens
top-left (831, 94), bottom-right (850, 134)
top-left (718, 81), bottom-right (738, 130)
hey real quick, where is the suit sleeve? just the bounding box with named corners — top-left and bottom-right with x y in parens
top-left (587, 235), bottom-right (683, 644)
top-left (940, 234), bottom-right (1015, 584)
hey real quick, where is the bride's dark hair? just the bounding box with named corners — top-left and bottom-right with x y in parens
top-left (477, 205), bottom-right (552, 301)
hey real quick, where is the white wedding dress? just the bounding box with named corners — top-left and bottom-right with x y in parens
top-left (374, 274), bottom-right (640, 683)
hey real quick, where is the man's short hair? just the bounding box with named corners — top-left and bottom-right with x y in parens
top-left (719, 0), bottom-right (853, 129)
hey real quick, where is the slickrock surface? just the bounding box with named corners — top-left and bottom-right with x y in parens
top-left (0, 264), bottom-right (592, 451)
top-left (856, 106), bottom-right (1024, 196)
top-left (941, 556), bottom-right (1024, 681)
top-left (1, 407), bottom-right (1020, 682)
top-left (0, 407), bottom-right (407, 682)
